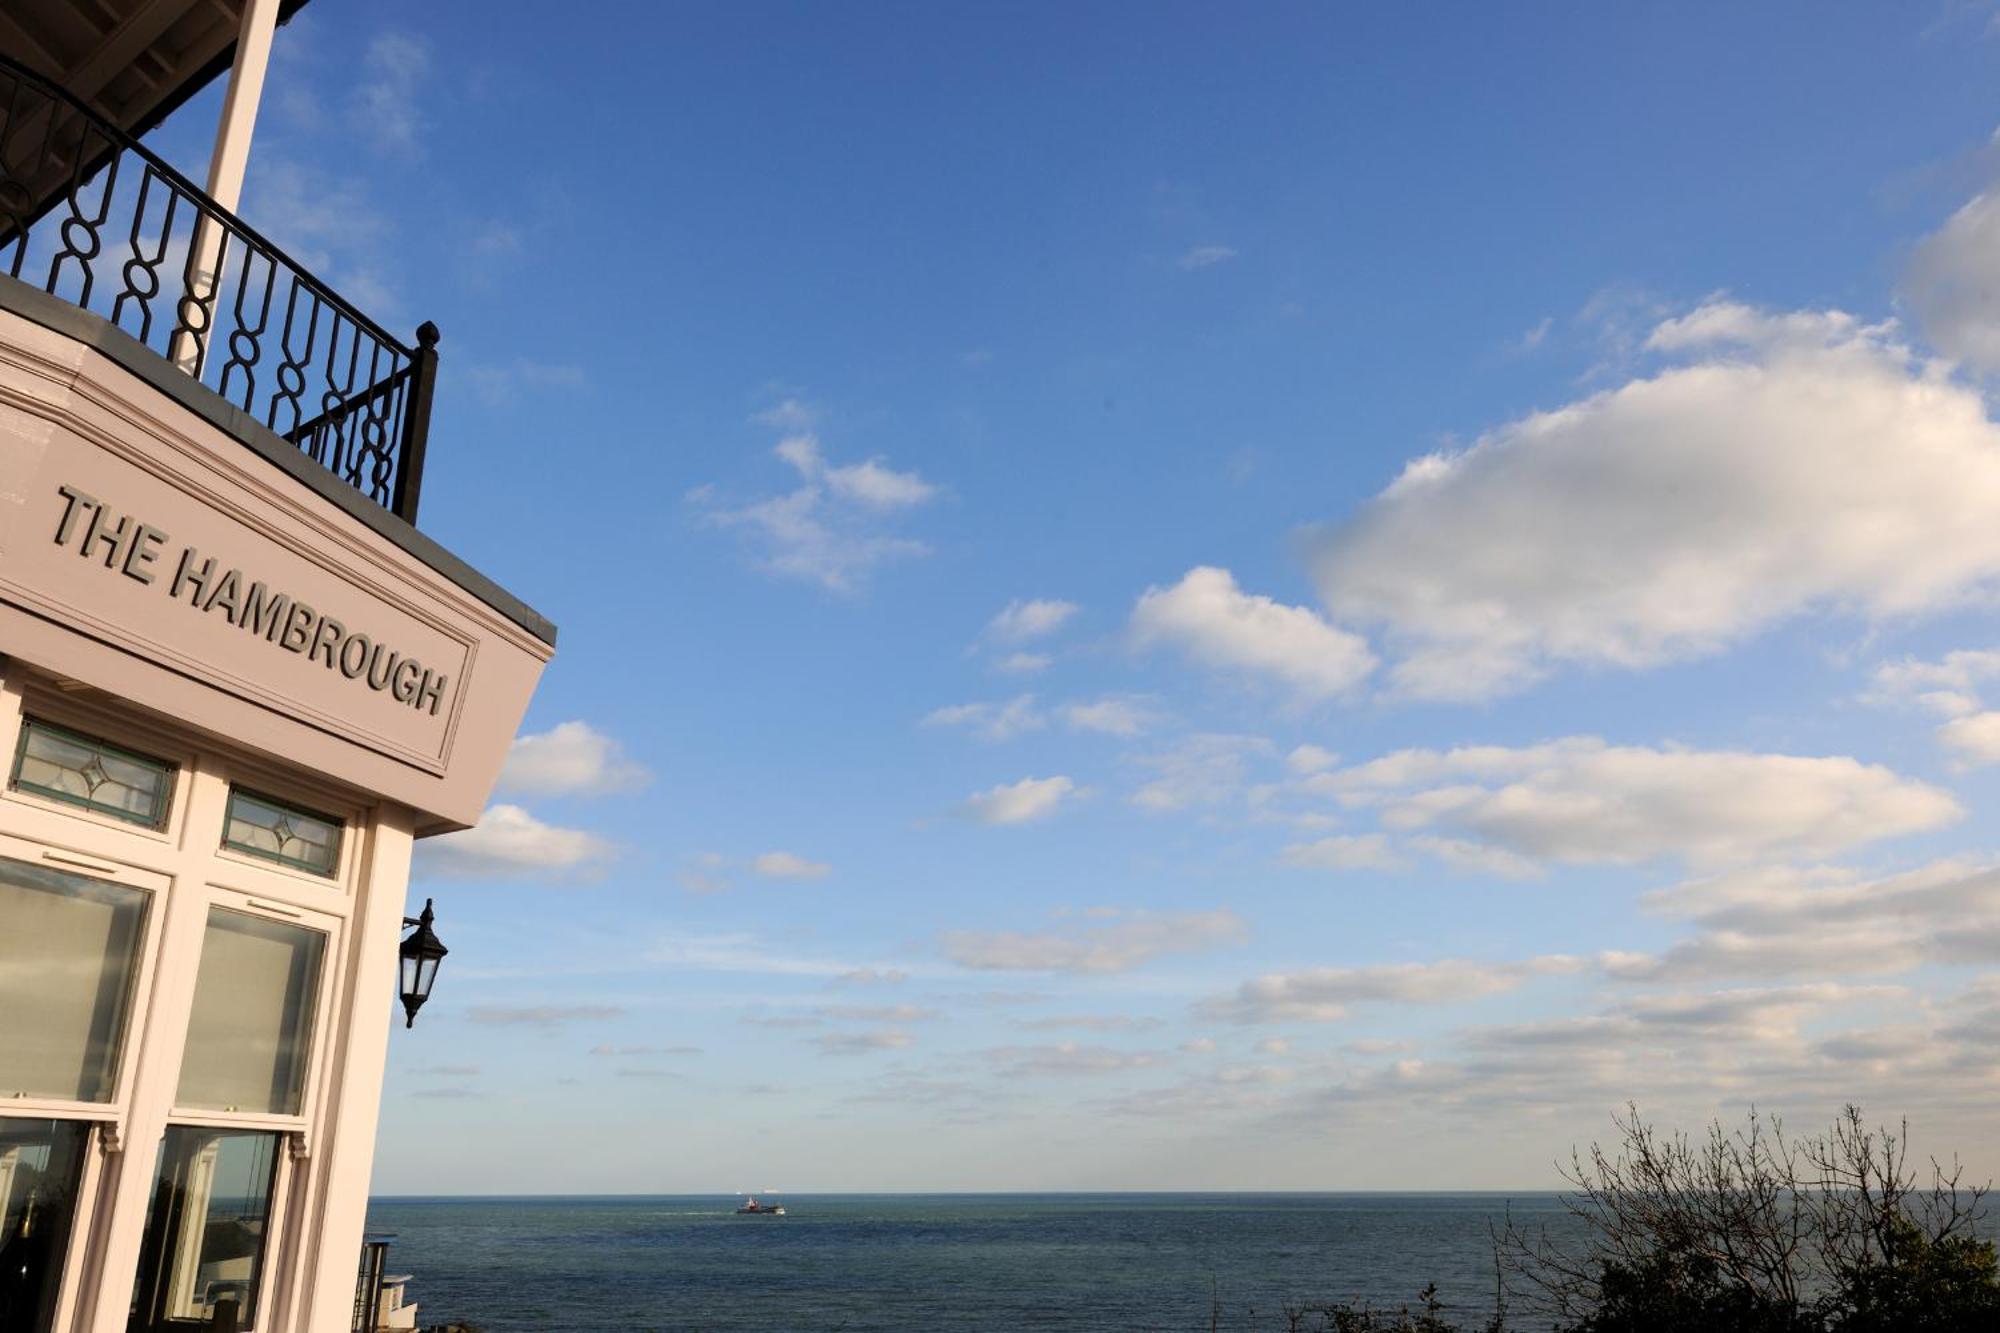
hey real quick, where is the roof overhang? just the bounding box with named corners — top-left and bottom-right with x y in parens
top-left (1, 0), bottom-right (311, 146)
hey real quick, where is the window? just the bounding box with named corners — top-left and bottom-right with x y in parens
top-left (0, 1118), bottom-right (91, 1333)
top-left (128, 1128), bottom-right (281, 1332)
top-left (220, 790), bottom-right (342, 878)
top-left (11, 720), bottom-right (174, 828)
top-left (176, 910), bottom-right (325, 1117)
top-left (0, 857), bottom-right (147, 1103)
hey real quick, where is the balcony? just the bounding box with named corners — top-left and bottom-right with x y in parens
top-left (0, 51), bottom-right (435, 524)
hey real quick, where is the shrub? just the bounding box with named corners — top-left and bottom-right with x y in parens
top-left (1496, 1105), bottom-right (1997, 1333)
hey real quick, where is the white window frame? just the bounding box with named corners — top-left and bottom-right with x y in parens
top-left (0, 671), bottom-right (375, 1333)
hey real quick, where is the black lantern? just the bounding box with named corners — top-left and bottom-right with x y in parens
top-left (397, 899), bottom-right (448, 1028)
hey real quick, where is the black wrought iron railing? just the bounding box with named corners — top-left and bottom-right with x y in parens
top-left (0, 55), bottom-right (434, 523)
top-left (353, 1236), bottom-right (390, 1333)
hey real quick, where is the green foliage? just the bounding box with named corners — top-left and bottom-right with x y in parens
top-left (1280, 1284), bottom-right (1506, 1333)
top-left (1823, 1216), bottom-right (2000, 1333)
top-left (1566, 1251), bottom-right (1817, 1333)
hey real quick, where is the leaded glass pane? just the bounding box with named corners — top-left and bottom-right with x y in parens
top-left (0, 857), bottom-right (148, 1102)
top-left (11, 720), bottom-right (174, 827)
top-left (221, 790), bottom-right (342, 877)
top-left (176, 909), bottom-right (325, 1116)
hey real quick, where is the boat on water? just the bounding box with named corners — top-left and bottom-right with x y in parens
top-left (735, 1196), bottom-right (786, 1216)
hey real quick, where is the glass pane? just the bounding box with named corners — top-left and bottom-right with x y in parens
top-left (0, 1118), bottom-right (90, 1333)
top-left (176, 911), bottom-right (324, 1116)
top-left (128, 1128), bottom-right (279, 1332)
top-left (0, 857), bottom-right (148, 1102)
top-left (12, 721), bottom-right (174, 828)
top-left (220, 791), bottom-right (341, 878)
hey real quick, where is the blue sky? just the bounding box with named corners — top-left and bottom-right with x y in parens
top-left (152, 1), bottom-right (2000, 1191)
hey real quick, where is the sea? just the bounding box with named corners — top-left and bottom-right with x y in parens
top-left (362, 1193), bottom-right (1584, 1332)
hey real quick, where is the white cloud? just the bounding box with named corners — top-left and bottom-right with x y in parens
top-left (814, 1004), bottom-right (940, 1023)
top-left (985, 1043), bottom-right (1163, 1076)
top-left (1328, 737), bottom-right (1958, 869)
top-left (647, 931), bottom-right (929, 980)
top-left (1939, 711), bottom-right (2000, 763)
top-left (677, 851), bottom-right (732, 895)
top-left (1212, 981), bottom-right (1975, 1145)
top-left (1287, 744), bottom-right (1338, 775)
top-left (1132, 567), bottom-right (1375, 701)
top-left (814, 1029), bottom-right (915, 1055)
top-left (1063, 696), bottom-right (1157, 738)
top-left (959, 775), bottom-right (1077, 825)
top-left (1511, 316), bottom-right (1553, 354)
top-left (589, 1044), bottom-right (700, 1057)
top-left (1219, 1064), bottom-right (1298, 1086)
top-left (753, 398), bottom-right (816, 431)
top-left (351, 32), bottom-right (429, 155)
top-left (499, 721), bottom-right (649, 797)
top-left (693, 421), bottom-right (937, 592)
top-left (924, 696), bottom-right (1046, 741)
top-left (942, 909), bottom-right (1248, 973)
top-left (1610, 858), bottom-right (2000, 983)
top-left (678, 851), bottom-right (832, 890)
top-left (1279, 834), bottom-right (1405, 872)
top-left (1870, 648), bottom-right (2000, 764)
top-left (1460, 983), bottom-right (1899, 1058)
top-left (1905, 188), bottom-right (2000, 374)
top-left (1872, 648), bottom-right (2000, 701)
top-left (1131, 734), bottom-right (1273, 813)
top-left (464, 358), bottom-right (586, 407)
top-left (779, 434), bottom-right (937, 509)
top-left (1177, 244), bottom-right (1239, 270)
top-left (467, 1004), bottom-right (624, 1028)
top-left (1343, 1038), bottom-right (1410, 1056)
top-left (832, 968), bottom-right (910, 987)
top-left (240, 158), bottom-right (396, 311)
top-left (987, 598), bottom-right (1079, 642)
top-left (752, 851), bottom-right (831, 881)
top-left (697, 483), bottom-right (927, 591)
top-left (1202, 956), bottom-right (1581, 1024)
top-left (1405, 835), bottom-right (1543, 880)
top-left (995, 652), bottom-right (1052, 675)
top-left (1017, 1014), bottom-right (1164, 1033)
top-left (1310, 301), bottom-right (2000, 699)
top-left (416, 805), bottom-right (613, 879)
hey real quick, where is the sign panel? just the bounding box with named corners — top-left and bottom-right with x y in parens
top-left (0, 402), bottom-right (472, 775)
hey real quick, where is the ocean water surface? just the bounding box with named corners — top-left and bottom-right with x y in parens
top-left (364, 1193), bottom-right (1582, 1332)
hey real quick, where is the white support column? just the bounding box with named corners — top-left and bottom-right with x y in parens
top-left (300, 807), bottom-right (416, 1333)
top-left (171, 0), bottom-right (283, 374)
top-left (202, 0), bottom-right (283, 213)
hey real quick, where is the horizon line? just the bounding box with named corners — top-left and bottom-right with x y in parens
top-left (369, 1187), bottom-right (1569, 1200)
